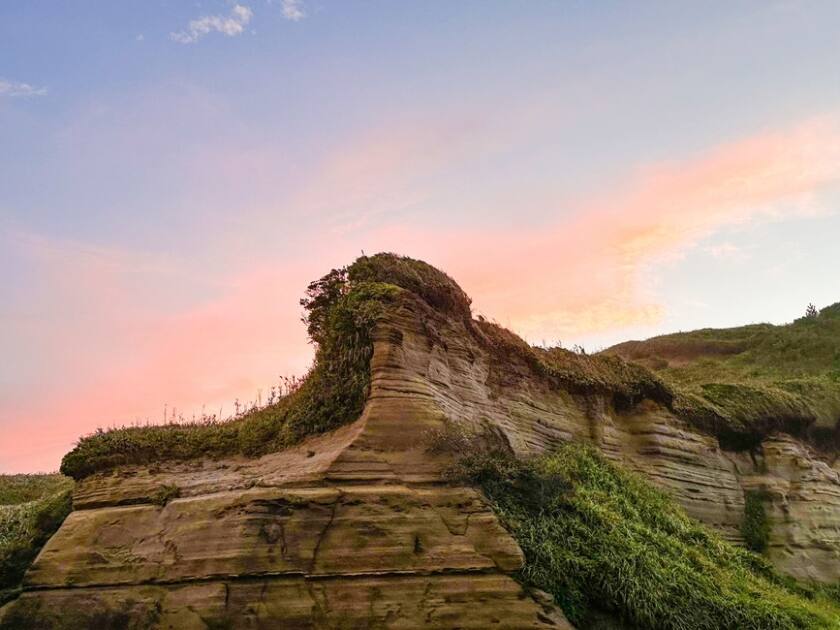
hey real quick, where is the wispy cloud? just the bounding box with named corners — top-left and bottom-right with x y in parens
top-left (468, 117), bottom-right (840, 337)
top-left (704, 242), bottom-right (749, 260)
top-left (280, 0), bottom-right (305, 21)
top-left (0, 78), bottom-right (47, 97)
top-left (171, 4), bottom-right (254, 44)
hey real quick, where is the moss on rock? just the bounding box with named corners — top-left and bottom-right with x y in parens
top-left (742, 488), bottom-right (772, 554)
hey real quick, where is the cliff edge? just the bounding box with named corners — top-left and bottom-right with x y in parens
top-left (3, 253), bottom-right (839, 628)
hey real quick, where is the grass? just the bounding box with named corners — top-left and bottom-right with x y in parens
top-left (473, 318), bottom-right (673, 410)
top-left (348, 252), bottom-right (472, 321)
top-left (605, 304), bottom-right (840, 451)
top-left (446, 437), bottom-right (840, 629)
top-left (61, 270), bottom-right (403, 480)
top-left (0, 475), bottom-right (71, 507)
top-left (0, 475), bottom-right (73, 605)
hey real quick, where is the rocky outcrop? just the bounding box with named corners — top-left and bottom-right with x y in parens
top-left (4, 269), bottom-right (840, 627)
top-left (0, 304), bottom-right (574, 628)
top-left (366, 294), bottom-right (840, 583)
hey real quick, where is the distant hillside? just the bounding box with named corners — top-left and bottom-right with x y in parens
top-left (605, 303), bottom-right (840, 452)
top-left (0, 475), bottom-right (72, 605)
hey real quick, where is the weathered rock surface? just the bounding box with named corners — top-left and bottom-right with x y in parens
top-left (0, 299), bottom-right (574, 628)
top-left (4, 286), bottom-right (840, 627)
top-left (2, 431), bottom-right (571, 628)
top-left (367, 296), bottom-right (840, 583)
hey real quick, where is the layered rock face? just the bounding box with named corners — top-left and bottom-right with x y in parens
top-left (368, 295), bottom-right (840, 584)
top-left (0, 298), bottom-right (573, 628)
top-left (4, 275), bottom-right (840, 627)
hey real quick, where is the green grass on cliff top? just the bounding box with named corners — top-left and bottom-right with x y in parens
top-left (605, 304), bottom-right (840, 450)
top-left (60, 273), bottom-right (403, 479)
top-left (0, 475), bottom-right (73, 605)
top-left (450, 439), bottom-right (840, 630)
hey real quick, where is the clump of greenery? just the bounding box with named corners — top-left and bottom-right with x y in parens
top-left (61, 253), bottom-right (482, 479)
top-left (1, 475), bottom-right (73, 605)
top-left (151, 484), bottom-right (181, 507)
top-left (742, 488), bottom-right (772, 554)
top-left (448, 439), bottom-right (840, 629)
top-left (61, 258), bottom-right (406, 480)
top-left (348, 252), bottom-right (472, 321)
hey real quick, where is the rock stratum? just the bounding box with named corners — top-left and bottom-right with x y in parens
top-left (3, 254), bottom-right (839, 628)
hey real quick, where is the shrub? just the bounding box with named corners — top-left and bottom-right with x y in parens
top-left (742, 489), bottom-right (772, 554)
top-left (151, 484), bottom-right (181, 507)
top-left (61, 267), bottom-right (403, 479)
top-left (348, 253), bottom-right (471, 320)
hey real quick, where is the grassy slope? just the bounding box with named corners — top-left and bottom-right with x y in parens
top-left (605, 304), bottom-right (840, 450)
top-left (0, 475), bottom-right (73, 605)
top-left (61, 279), bottom-right (401, 480)
top-left (452, 441), bottom-right (840, 630)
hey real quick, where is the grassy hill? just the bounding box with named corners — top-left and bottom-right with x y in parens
top-left (0, 475), bottom-right (73, 605)
top-left (605, 303), bottom-right (840, 451)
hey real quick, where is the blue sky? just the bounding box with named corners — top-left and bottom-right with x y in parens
top-left (2, 1), bottom-right (840, 471)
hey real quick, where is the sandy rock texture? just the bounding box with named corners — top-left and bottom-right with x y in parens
top-left (370, 296), bottom-right (840, 583)
top-left (0, 301), bottom-right (574, 628)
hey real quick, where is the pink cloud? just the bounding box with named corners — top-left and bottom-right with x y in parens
top-left (3, 115), bottom-right (840, 472)
top-left (0, 240), bottom-right (315, 472)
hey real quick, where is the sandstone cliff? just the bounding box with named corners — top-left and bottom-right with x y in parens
top-left (3, 254), bottom-right (839, 628)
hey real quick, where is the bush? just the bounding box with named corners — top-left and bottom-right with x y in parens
top-left (151, 484), bottom-right (181, 507)
top-left (742, 489), bottom-right (772, 554)
top-left (451, 441), bottom-right (840, 629)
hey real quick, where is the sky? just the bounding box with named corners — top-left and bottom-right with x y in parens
top-left (2, 1), bottom-right (840, 472)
